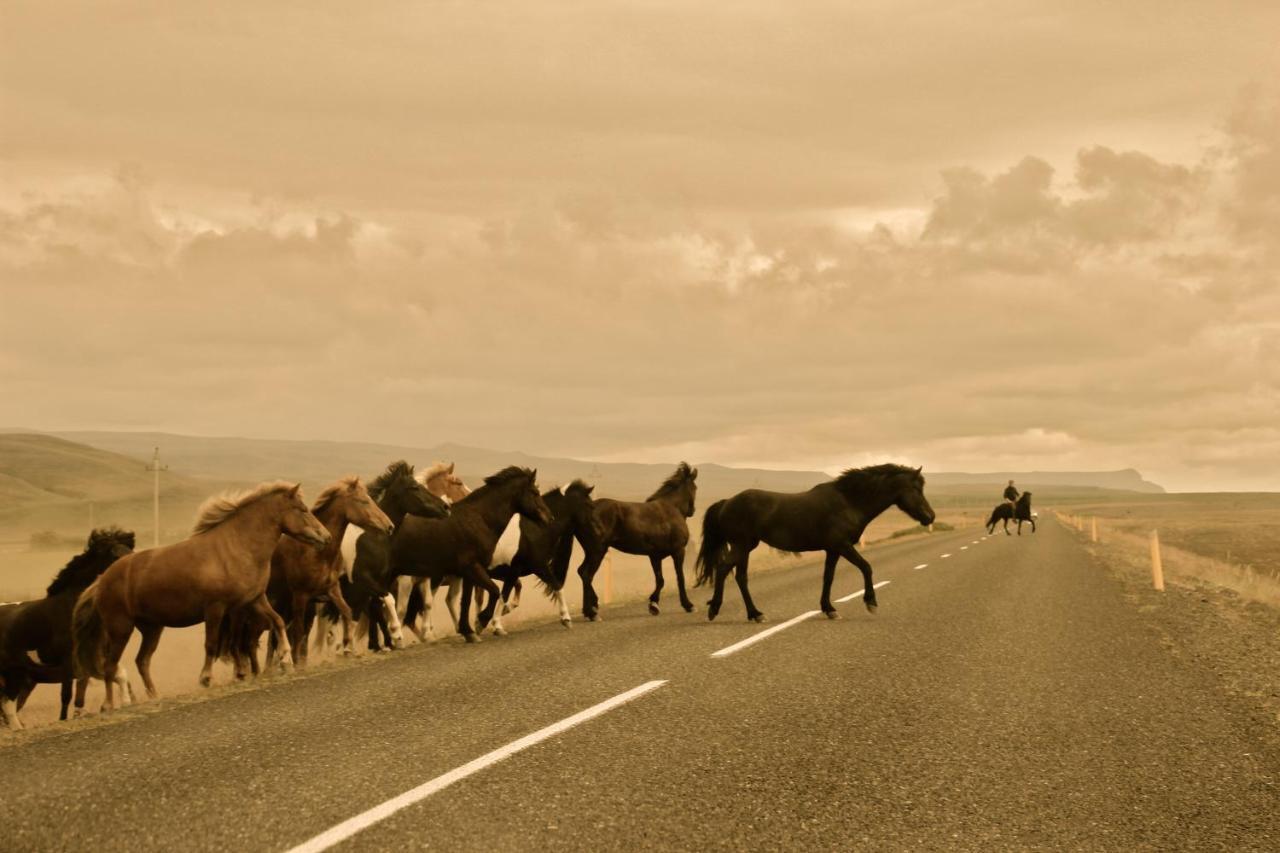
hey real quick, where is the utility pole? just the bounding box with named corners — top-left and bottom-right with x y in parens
top-left (145, 447), bottom-right (167, 548)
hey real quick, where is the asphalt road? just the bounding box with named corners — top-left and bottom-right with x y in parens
top-left (1, 519), bottom-right (1276, 851)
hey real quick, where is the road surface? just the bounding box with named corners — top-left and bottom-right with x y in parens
top-left (1, 519), bottom-right (1276, 851)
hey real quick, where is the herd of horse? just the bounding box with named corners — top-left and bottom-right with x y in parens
top-left (0, 460), bottom-right (939, 730)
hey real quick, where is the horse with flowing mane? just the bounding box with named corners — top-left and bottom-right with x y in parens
top-left (387, 466), bottom-right (551, 642)
top-left (987, 492), bottom-right (1035, 535)
top-left (574, 462), bottom-right (698, 621)
top-left (72, 482), bottom-right (330, 708)
top-left (0, 528), bottom-right (136, 728)
top-left (696, 464), bottom-right (935, 622)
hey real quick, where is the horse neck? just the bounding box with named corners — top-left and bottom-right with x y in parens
top-left (458, 484), bottom-right (522, 536)
top-left (312, 500), bottom-right (350, 560)
top-left (216, 501), bottom-right (287, 561)
top-left (377, 492), bottom-right (411, 527)
top-left (652, 487), bottom-right (692, 516)
top-left (840, 483), bottom-right (900, 523)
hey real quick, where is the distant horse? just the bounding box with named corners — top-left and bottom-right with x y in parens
top-left (483, 480), bottom-right (602, 633)
top-left (0, 528), bottom-right (136, 728)
top-left (388, 466), bottom-right (552, 642)
top-left (987, 492), bottom-right (1035, 535)
top-left (253, 476), bottom-right (393, 667)
top-left (403, 462), bottom-right (474, 641)
top-left (696, 464), bottom-right (935, 622)
top-left (575, 463), bottom-right (698, 621)
top-left (317, 461), bottom-right (448, 653)
top-left (73, 482), bottom-right (330, 709)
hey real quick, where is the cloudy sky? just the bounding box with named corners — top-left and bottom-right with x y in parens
top-left (3, 2), bottom-right (1278, 491)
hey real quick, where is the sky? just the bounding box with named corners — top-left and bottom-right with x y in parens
top-left (2, 2), bottom-right (1279, 491)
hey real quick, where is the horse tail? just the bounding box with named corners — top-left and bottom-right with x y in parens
top-left (546, 530), bottom-right (576, 594)
top-left (71, 580), bottom-right (106, 679)
top-left (695, 499), bottom-right (729, 587)
top-left (986, 507), bottom-right (1000, 527)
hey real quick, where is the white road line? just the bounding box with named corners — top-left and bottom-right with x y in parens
top-left (285, 680), bottom-right (667, 853)
top-left (941, 553), bottom-right (952, 559)
top-left (913, 563), bottom-right (928, 570)
top-left (971, 540), bottom-right (979, 544)
top-left (835, 579), bottom-right (891, 604)
top-left (960, 546), bottom-right (968, 551)
top-left (710, 580), bottom-right (891, 658)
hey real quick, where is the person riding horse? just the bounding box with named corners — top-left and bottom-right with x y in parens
top-left (1003, 480), bottom-right (1019, 511)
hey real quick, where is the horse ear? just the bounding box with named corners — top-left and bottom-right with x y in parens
top-left (447, 462), bottom-right (455, 474)
top-left (691, 467), bottom-right (698, 481)
top-left (531, 468), bottom-right (538, 481)
top-left (586, 484), bottom-right (595, 495)
top-left (289, 484), bottom-right (301, 497)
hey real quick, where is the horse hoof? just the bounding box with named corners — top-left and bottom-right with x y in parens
top-left (648, 602), bottom-right (660, 616)
top-left (865, 602), bottom-right (878, 614)
top-left (199, 676), bottom-right (212, 688)
top-left (824, 610), bottom-right (840, 620)
top-left (493, 627), bottom-right (508, 637)
top-left (682, 602), bottom-right (695, 613)
top-left (586, 613), bottom-right (602, 622)
top-left (748, 613), bottom-right (767, 624)
top-left (560, 618), bottom-right (572, 628)
top-left (341, 647), bottom-right (353, 657)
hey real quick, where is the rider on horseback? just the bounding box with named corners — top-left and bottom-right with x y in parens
top-left (1003, 480), bottom-right (1019, 511)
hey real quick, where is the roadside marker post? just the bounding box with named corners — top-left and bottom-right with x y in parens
top-left (1090, 517), bottom-right (1098, 543)
top-left (1150, 530), bottom-right (1165, 591)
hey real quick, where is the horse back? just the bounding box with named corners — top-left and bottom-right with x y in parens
top-left (595, 498), bottom-right (688, 554)
top-left (720, 486), bottom-right (858, 552)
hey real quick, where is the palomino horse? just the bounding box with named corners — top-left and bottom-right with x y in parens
top-left (388, 466), bottom-right (552, 642)
top-left (574, 462), bottom-right (698, 621)
top-left (987, 492), bottom-right (1036, 535)
top-left (696, 464), bottom-right (935, 622)
top-left (260, 477), bottom-right (393, 666)
top-left (0, 528), bottom-right (136, 728)
top-left (318, 461), bottom-right (447, 653)
top-left (73, 482), bottom-right (330, 708)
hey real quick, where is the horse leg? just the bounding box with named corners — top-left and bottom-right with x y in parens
top-left (73, 677), bottom-right (88, 718)
top-left (577, 549), bottom-right (605, 621)
top-left (473, 570), bottom-right (503, 635)
top-left (60, 674), bottom-right (73, 721)
top-left (509, 578), bottom-right (523, 613)
top-left (707, 548), bottom-right (734, 622)
top-left (445, 579), bottom-right (466, 634)
top-left (1004, 517), bottom-right (1011, 536)
top-left (381, 593), bottom-right (404, 649)
top-left (135, 623), bottom-right (164, 699)
top-left (553, 587), bottom-right (572, 627)
top-left (251, 596), bottom-right (293, 673)
top-left (732, 550), bottom-right (765, 623)
top-left (837, 544), bottom-right (878, 613)
top-left (329, 584), bottom-right (357, 657)
top-left (395, 576), bottom-right (423, 643)
top-left (200, 602), bottom-right (229, 688)
top-left (100, 617), bottom-right (133, 711)
top-left (0, 693), bottom-right (20, 730)
top-left (457, 580), bottom-right (478, 644)
top-left (820, 550), bottom-right (840, 618)
top-left (671, 548), bottom-right (695, 613)
top-left (647, 555), bottom-right (666, 615)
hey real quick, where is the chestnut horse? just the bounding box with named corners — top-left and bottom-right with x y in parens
top-left (72, 482), bottom-right (329, 709)
top-left (262, 476), bottom-right (393, 666)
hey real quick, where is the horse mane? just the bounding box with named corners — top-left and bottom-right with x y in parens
top-left (416, 461), bottom-right (452, 486)
top-left (564, 479), bottom-right (594, 498)
top-left (455, 466), bottom-right (535, 506)
top-left (192, 481), bottom-right (298, 534)
top-left (368, 460), bottom-right (415, 501)
top-left (647, 462), bottom-right (695, 502)
top-left (46, 526), bottom-right (135, 595)
top-left (312, 475), bottom-right (361, 514)
top-left (832, 464), bottom-right (921, 501)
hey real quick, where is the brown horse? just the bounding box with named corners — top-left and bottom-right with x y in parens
top-left (72, 482), bottom-right (330, 709)
top-left (575, 462), bottom-right (698, 621)
top-left (264, 476), bottom-right (393, 666)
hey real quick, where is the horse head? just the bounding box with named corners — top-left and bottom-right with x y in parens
top-left (278, 485), bottom-right (333, 550)
top-left (895, 467), bottom-right (936, 527)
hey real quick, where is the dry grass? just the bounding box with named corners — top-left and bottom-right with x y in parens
top-left (1056, 509), bottom-right (1280, 608)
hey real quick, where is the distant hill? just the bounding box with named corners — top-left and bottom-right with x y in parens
top-left (46, 431), bottom-right (829, 502)
top-left (0, 433), bottom-right (203, 507)
top-left (926, 469), bottom-right (1164, 494)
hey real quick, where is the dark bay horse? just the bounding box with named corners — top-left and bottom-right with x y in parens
top-left (987, 492), bottom-right (1035, 535)
top-left (575, 463), bottom-right (697, 621)
top-left (388, 466), bottom-right (552, 642)
top-left (73, 482), bottom-right (330, 708)
top-left (696, 464), bottom-right (935, 622)
top-left (487, 480), bottom-right (602, 631)
top-left (0, 528), bottom-right (135, 728)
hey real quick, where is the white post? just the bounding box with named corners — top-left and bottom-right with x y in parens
top-left (146, 447), bottom-right (167, 548)
top-left (1090, 517), bottom-right (1098, 543)
top-left (1150, 530), bottom-right (1164, 591)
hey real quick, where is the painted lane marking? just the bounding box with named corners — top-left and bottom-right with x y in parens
top-left (710, 581), bottom-right (891, 658)
top-left (835, 579), bottom-right (891, 604)
top-left (940, 553), bottom-right (952, 559)
top-left (285, 680), bottom-right (667, 853)
top-left (960, 546), bottom-right (968, 551)
top-left (971, 540), bottom-right (979, 544)
top-left (913, 563), bottom-right (928, 570)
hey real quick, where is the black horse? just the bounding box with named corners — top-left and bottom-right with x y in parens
top-left (987, 492), bottom-right (1035, 535)
top-left (696, 464), bottom-right (935, 622)
top-left (0, 527), bottom-right (135, 728)
top-left (574, 463), bottom-right (698, 621)
top-left (388, 466), bottom-right (552, 642)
